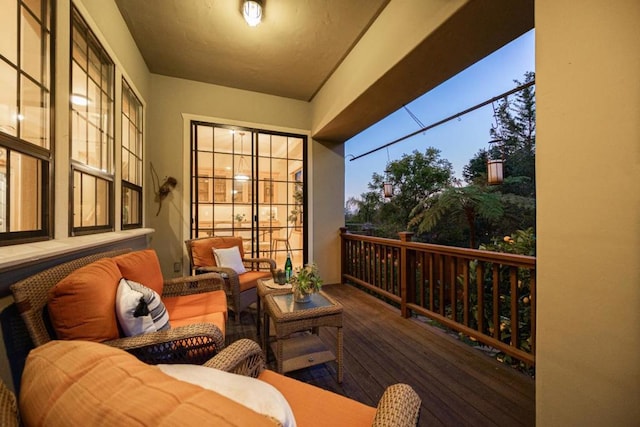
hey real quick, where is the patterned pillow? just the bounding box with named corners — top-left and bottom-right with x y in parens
top-left (116, 278), bottom-right (170, 336)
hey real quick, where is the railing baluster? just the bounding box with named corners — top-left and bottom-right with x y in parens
top-left (429, 253), bottom-right (434, 312)
top-left (492, 264), bottom-right (500, 340)
top-left (462, 260), bottom-right (469, 326)
top-left (476, 262), bottom-right (485, 335)
top-left (530, 269), bottom-right (536, 355)
top-left (510, 266), bottom-right (519, 349)
top-left (449, 256), bottom-right (456, 322)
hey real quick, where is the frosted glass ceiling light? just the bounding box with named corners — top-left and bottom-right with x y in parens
top-left (242, 0), bottom-right (262, 27)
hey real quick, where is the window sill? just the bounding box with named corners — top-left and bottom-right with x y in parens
top-left (0, 228), bottom-right (154, 295)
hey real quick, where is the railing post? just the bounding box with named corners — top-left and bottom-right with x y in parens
top-left (398, 231), bottom-right (414, 318)
top-left (340, 227), bottom-right (348, 284)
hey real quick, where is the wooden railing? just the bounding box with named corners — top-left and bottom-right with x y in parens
top-left (340, 228), bottom-right (536, 365)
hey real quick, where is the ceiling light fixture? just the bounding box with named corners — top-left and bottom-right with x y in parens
top-left (242, 0), bottom-right (262, 27)
top-left (235, 132), bottom-right (250, 181)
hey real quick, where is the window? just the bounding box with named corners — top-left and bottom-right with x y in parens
top-left (121, 79), bottom-right (142, 228)
top-left (0, 0), bottom-right (53, 244)
top-left (70, 7), bottom-right (114, 234)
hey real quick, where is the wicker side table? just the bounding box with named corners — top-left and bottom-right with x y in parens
top-left (263, 291), bottom-right (343, 383)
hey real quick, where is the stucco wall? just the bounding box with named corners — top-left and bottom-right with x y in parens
top-left (536, 1), bottom-right (640, 425)
top-left (147, 74), bottom-right (313, 278)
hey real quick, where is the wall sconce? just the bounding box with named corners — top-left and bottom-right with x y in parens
top-left (242, 0), bottom-right (262, 26)
top-left (151, 162), bottom-right (178, 216)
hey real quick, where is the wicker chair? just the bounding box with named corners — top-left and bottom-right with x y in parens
top-left (10, 249), bottom-right (226, 365)
top-left (185, 236), bottom-right (276, 322)
top-left (206, 339), bottom-right (422, 427)
top-left (0, 379), bottom-right (19, 427)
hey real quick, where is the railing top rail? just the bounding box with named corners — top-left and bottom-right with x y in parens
top-left (341, 230), bottom-right (536, 267)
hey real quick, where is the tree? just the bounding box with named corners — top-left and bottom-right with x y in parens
top-left (347, 148), bottom-right (453, 237)
top-left (465, 71), bottom-right (536, 198)
top-left (409, 184), bottom-right (503, 248)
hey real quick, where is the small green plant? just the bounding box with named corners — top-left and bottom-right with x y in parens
top-left (290, 263), bottom-right (323, 294)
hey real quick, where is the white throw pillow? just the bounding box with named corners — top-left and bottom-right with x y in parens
top-left (115, 278), bottom-right (170, 336)
top-left (158, 364), bottom-right (296, 427)
top-left (213, 246), bottom-right (247, 274)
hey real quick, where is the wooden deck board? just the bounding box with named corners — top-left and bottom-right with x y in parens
top-left (226, 283), bottom-right (535, 427)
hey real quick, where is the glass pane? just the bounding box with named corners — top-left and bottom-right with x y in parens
top-left (20, 76), bottom-right (44, 146)
top-left (272, 181), bottom-right (288, 204)
top-left (289, 137), bottom-right (303, 160)
top-left (9, 151), bottom-right (41, 231)
top-left (271, 135), bottom-right (288, 158)
top-left (214, 153), bottom-right (232, 175)
top-left (23, 0), bottom-right (41, 20)
top-left (197, 152), bottom-right (213, 176)
top-left (213, 127), bottom-right (233, 153)
top-left (87, 123), bottom-right (99, 168)
top-left (95, 178), bottom-right (108, 226)
top-left (21, 7), bottom-right (41, 81)
top-left (0, 0), bottom-right (17, 64)
top-left (258, 156), bottom-right (271, 175)
top-left (71, 111), bottom-right (87, 162)
top-left (289, 160), bottom-right (303, 178)
top-left (122, 152), bottom-right (129, 182)
top-left (88, 46), bottom-right (101, 84)
top-left (73, 171), bottom-right (81, 227)
top-left (80, 173), bottom-right (95, 227)
top-left (123, 186), bottom-right (140, 225)
top-left (72, 29), bottom-right (87, 69)
top-left (0, 148), bottom-right (6, 232)
top-left (271, 158), bottom-right (287, 178)
top-left (257, 133), bottom-right (271, 157)
top-left (0, 60), bottom-right (18, 136)
top-left (196, 125), bottom-right (213, 151)
top-left (129, 126), bottom-right (137, 155)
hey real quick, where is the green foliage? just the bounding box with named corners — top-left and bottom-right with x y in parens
top-left (479, 227), bottom-right (536, 256)
top-left (346, 72), bottom-right (536, 249)
top-left (290, 263), bottom-right (323, 293)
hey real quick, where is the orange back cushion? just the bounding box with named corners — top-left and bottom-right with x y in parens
top-left (113, 250), bottom-right (164, 295)
top-left (190, 237), bottom-right (244, 269)
top-left (47, 258), bottom-right (122, 342)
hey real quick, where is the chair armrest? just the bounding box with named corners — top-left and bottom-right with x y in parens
top-left (372, 383), bottom-right (421, 427)
top-left (242, 257), bottom-right (276, 272)
top-left (162, 272), bottom-right (226, 297)
top-left (104, 323), bottom-right (225, 365)
top-left (203, 338), bottom-right (265, 378)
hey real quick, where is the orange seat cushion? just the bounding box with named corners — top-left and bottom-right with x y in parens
top-left (169, 312), bottom-right (226, 337)
top-left (239, 270), bottom-right (273, 292)
top-left (20, 341), bottom-right (276, 427)
top-left (258, 370), bottom-right (376, 427)
top-left (47, 258), bottom-right (121, 342)
top-left (113, 250), bottom-right (164, 295)
top-left (190, 237), bottom-right (244, 268)
top-left (164, 291), bottom-right (228, 336)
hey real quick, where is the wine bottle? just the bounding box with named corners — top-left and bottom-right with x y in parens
top-left (284, 253), bottom-right (293, 281)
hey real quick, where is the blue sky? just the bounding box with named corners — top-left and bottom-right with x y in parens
top-left (344, 29), bottom-right (535, 201)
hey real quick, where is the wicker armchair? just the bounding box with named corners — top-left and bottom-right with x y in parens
top-left (10, 249), bottom-right (226, 365)
top-left (0, 379), bottom-right (19, 427)
top-left (185, 236), bottom-right (276, 322)
top-left (206, 339), bottom-right (422, 427)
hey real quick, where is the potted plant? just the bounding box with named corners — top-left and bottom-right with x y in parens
top-left (290, 263), bottom-right (323, 303)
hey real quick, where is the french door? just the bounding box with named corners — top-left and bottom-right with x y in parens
top-left (190, 122), bottom-right (306, 269)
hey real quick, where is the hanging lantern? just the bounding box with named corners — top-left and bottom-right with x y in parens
top-left (487, 159), bottom-right (504, 185)
top-left (383, 181), bottom-right (393, 198)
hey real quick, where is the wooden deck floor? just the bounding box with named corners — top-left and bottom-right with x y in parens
top-left (226, 283), bottom-right (535, 427)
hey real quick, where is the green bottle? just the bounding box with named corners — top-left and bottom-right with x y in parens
top-left (284, 253), bottom-right (293, 281)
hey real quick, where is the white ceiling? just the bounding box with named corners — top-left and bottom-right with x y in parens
top-left (114, 0), bottom-right (390, 101)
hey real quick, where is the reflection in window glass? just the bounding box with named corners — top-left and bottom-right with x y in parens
top-left (9, 151), bottom-right (41, 231)
top-left (0, 0), bottom-right (52, 243)
top-left (71, 7), bottom-right (114, 234)
top-left (121, 79), bottom-right (143, 228)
